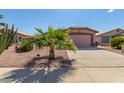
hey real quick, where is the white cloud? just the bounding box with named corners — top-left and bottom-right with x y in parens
top-left (108, 9), bottom-right (114, 13)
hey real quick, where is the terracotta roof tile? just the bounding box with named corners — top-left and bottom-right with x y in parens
top-left (96, 28), bottom-right (124, 37)
top-left (68, 26), bottom-right (98, 33)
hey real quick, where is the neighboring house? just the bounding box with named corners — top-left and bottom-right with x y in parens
top-left (0, 25), bottom-right (29, 44)
top-left (0, 25), bottom-right (4, 29)
top-left (96, 28), bottom-right (124, 46)
top-left (13, 32), bottom-right (30, 44)
top-left (69, 26), bottom-right (98, 47)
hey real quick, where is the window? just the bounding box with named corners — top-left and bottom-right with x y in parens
top-left (101, 36), bottom-right (109, 43)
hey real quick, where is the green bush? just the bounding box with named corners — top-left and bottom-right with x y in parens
top-left (111, 36), bottom-right (124, 49)
top-left (121, 42), bottom-right (124, 47)
top-left (17, 41), bottom-right (33, 52)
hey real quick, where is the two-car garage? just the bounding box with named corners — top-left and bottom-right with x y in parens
top-left (70, 34), bottom-right (92, 47)
top-left (69, 27), bottom-right (98, 48)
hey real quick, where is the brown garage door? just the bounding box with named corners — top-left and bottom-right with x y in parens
top-left (70, 34), bottom-right (91, 47)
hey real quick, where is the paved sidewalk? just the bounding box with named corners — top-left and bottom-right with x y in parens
top-left (1, 47), bottom-right (124, 83)
top-left (0, 67), bottom-right (92, 83)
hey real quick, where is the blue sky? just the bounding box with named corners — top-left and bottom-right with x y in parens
top-left (0, 9), bottom-right (124, 35)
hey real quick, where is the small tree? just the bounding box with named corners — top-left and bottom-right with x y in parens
top-left (29, 26), bottom-right (77, 60)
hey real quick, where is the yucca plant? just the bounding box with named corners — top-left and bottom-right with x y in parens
top-left (0, 24), bottom-right (18, 54)
top-left (0, 15), bottom-right (5, 27)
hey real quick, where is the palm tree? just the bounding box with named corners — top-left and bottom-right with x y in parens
top-left (29, 26), bottom-right (77, 60)
top-left (0, 24), bottom-right (17, 54)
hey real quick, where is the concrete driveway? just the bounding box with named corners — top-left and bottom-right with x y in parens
top-left (67, 47), bottom-right (124, 82)
top-left (1, 47), bottom-right (124, 83)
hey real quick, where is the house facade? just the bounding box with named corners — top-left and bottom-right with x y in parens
top-left (0, 25), bottom-right (29, 44)
top-left (13, 32), bottom-right (29, 44)
top-left (69, 26), bottom-right (98, 48)
top-left (96, 28), bottom-right (124, 46)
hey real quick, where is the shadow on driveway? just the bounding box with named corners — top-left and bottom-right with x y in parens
top-left (0, 57), bottom-right (75, 83)
top-left (0, 67), bottom-right (75, 83)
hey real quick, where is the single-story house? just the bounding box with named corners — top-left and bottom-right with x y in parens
top-left (69, 26), bottom-right (98, 47)
top-left (0, 25), bottom-right (29, 44)
top-left (13, 32), bottom-right (30, 43)
top-left (96, 28), bottom-right (124, 46)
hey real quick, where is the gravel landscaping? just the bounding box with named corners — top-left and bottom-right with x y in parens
top-left (0, 45), bottom-right (69, 68)
top-left (98, 45), bottom-right (124, 56)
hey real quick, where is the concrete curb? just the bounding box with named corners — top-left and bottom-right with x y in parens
top-left (66, 50), bottom-right (71, 60)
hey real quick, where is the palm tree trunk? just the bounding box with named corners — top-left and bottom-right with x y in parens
top-left (49, 48), bottom-right (55, 60)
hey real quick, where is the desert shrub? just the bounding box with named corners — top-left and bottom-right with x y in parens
top-left (17, 41), bottom-right (33, 52)
top-left (111, 36), bottom-right (124, 49)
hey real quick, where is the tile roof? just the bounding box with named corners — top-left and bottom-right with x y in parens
top-left (96, 32), bottom-right (105, 36)
top-left (96, 28), bottom-right (124, 37)
top-left (69, 26), bottom-right (98, 33)
top-left (0, 26), bottom-right (30, 36)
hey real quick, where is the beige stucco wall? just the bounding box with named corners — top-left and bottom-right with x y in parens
top-left (69, 28), bottom-right (96, 46)
top-left (96, 36), bottom-right (112, 46)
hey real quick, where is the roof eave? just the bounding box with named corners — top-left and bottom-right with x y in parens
top-left (68, 27), bottom-right (98, 33)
